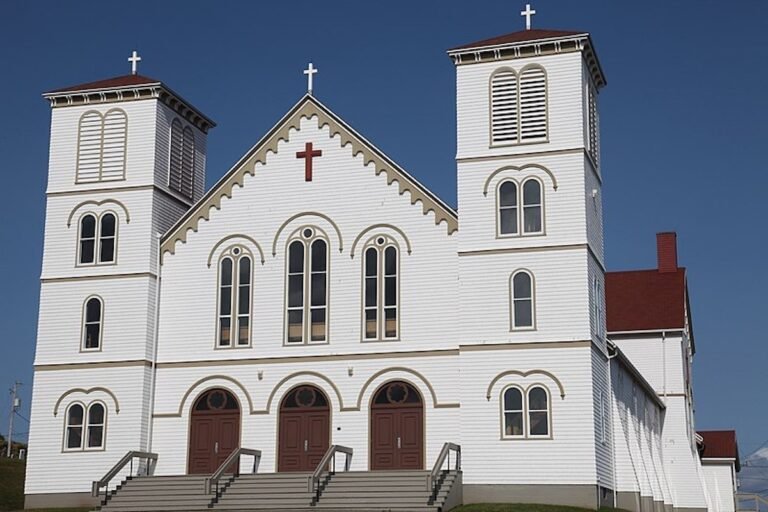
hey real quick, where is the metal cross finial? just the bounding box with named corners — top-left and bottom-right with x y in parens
top-left (304, 62), bottom-right (318, 95)
top-left (520, 3), bottom-right (536, 30)
top-left (128, 50), bottom-right (142, 75)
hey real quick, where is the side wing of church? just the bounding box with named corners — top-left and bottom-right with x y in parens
top-left (23, 21), bottom-right (737, 512)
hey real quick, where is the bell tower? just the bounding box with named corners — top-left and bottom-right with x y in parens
top-left (25, 57), bottom-right (214, 508)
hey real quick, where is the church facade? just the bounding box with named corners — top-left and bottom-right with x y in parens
top-left (25, 24), bottom-right (730, 512)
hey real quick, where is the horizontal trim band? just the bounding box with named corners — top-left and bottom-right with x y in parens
top-left (47, 184), bottom-right (193, 207)
top-left (35, 360), bottom-right (152, 371)
top-left (459, 243), bottom-right (588, 257)
top-left (41, 271), bottom-right (157, 283)
top-left (459, 340), bottom-right (592, 351)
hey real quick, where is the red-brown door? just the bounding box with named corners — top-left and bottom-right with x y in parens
top-left (278, 386), bottom-right (330, 472)
top-left (370, 381), bottom-right (424, 470)
top-left (188, 389), bottom-right (241, 474)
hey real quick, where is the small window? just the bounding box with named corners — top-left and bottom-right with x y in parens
top-left (522, 179), bottom-right (542, 234)
top-left (79, 214), bottom-right (97, 264)
top-left (99, 213), bottom-right (116, 263)
top-left (285, 228), bottom-right (329, 344)
top-left (86, 403), bottom-right (105, 449)
top-left (498, 181), bottom-right (518, 235)
top-left (217, 247), bottom-right (252, 348)
top-left (527, 386), bottom-right (550, 437)
top-left (65, 403), bottom-right (84, 450)
top-left (511, 271), bottom-right (535, 330)
top-left (82, 297), bottom-right (103, 350)
top-left (362, 236), bottom-right (399, 341)
top-left (502, 387), bottom-right (524, 438)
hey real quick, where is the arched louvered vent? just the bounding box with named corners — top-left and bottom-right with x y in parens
top-left (588, 84), bottom-right (599, 166)
top-left (76, 112), bottom-right (103, 182)
top-left (519, 66), bottom-right (547, 142)
top-left (169, 119), bottom-right (195, 198)
top-left (101, 109), bottom-right (127, 180)
top-left (490, 70), bottom-right (519, 144)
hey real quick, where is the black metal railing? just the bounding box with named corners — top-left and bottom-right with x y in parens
top-left (308, 444), bottom-right (353, 503)
top-left (427, 442), bottom-right (461, 499)
top-left (205, 447), bottom-right (262, 495)
top-left (91, 451), bottom-right (158, 501)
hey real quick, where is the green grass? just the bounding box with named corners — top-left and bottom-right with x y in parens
top-left (452, 505), bottom-right (627, 512)
top-left (0, 457), bottom-right (89, 512)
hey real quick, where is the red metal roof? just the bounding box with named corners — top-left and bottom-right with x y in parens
top-left (699, 431), bottom-right (740, 469)
top-left (605, 268), bottom-right (687, 333)
top-left (46, 74), bottom-right (161, 94)
top-left (450, 29), bottom-right (586, 51)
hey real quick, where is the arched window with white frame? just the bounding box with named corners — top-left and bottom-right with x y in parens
top-left (498, 181), bottom-right (518, 235)
top-left (522, 178), bottom-right (543, 234)
top-left (78, 212), bottom-right (119, 265)
top-left (497, 178), bottom-right (544, 237)
top-left (82, 296), bottom-right (103, 351)
top-left (527, 385), bottom-right (550, 437)
top-left (502, 386), bottom-right (524, 438)
top-left (64, 403), bottom-right (85, 450)
top-left (510, 270), bottom-right (535, 330)
top-left (490, 65), bottom-right (548, 146)
top-left (86, 402), bottom-right (106, 449)
top-left (79, 214), bottom-right (97, 264)
top-left (362, 235), bottom-right (399, 341)
top-left (217, 246), bottom-right (252, 348)
top-left (519, 65), bottom-right (548, 142)
top-left (76, 109), bottom-right (127, 183)
top-left (99, 212), bottom-right (116, 263)
top-left (286, 227), bottom-right (328, 344)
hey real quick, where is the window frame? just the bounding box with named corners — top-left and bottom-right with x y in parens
top-left (526, 384), bottom-right (551, 438)
top-left (509, 269), bottom-right (536, 331)
top-left (500, 385), bottom-right (525, 439)
top-left (489, 64), bottom-right (549, 148)
top-left (215, 245), bottom-right (253, 349)
top-left (76, 211), bottom-right (119, 267)
top-left (284, 226), bottom-right (330, 345)
top-left (62, 401), bottom-right (108, 452)
top-left (361, 235), bottom-right (400, 342)
top-left (81, 295), bottom-right (104, 352)
top-left (496, 178), bottom-right (545, 238)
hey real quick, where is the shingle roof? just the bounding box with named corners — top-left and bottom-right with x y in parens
top-left (605, 268), bottom-right (687, 333)
top-left (46, 74), bottom-right (161, 94)
top-left (699, 430), bottom-right (740, 470)
top-left (450, 29), bottom-right (586, 51)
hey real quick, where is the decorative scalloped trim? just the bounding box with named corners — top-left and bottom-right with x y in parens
top-left (161, 97), bottom-right (457, 259)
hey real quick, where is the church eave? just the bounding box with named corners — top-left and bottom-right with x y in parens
top-left (160, 94), bottom-right (458, 259)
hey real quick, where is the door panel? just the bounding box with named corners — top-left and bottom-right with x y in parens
top-left (399, 410), bottom-right (423, 469)
top-left (187, 389), bottom-right (241, 475)
top-left (278, 410), bottom-right (330, 472)
top-left (371, 412), bottom-right (397, 470)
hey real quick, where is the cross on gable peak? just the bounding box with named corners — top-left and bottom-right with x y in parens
top-left (303, 63), bottom-right (318, 95)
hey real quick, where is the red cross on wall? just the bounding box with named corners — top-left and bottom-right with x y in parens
top-left (296, 142), bottom-right (322, 182)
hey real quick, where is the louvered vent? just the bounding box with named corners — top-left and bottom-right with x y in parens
top-left (101, 109), bottom-right (127, 180)
top-left (519, 67), bottom-right (547, 142)
top-left (491, 71), bottom-right (519, 144)
top-left (76, 112), bottom-right (105, 182)
top-left (588, 86), bottom-right (599, 165)
top-left (168, 119), bottom-right (195, 198)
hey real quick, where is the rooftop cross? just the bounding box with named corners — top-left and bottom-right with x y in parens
top-left (520, 3), bottom-right (536, 30)
top-left (128, 50), bottom-right (142, 75)
top-left (304, 62), bottom-right (318, 95)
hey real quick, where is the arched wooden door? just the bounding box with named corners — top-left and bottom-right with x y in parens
top-left (188, 388), bottom-right (241, 474)
top-left (370, 381), bottom-right (424, 470)
top-left (278, 385), bottom-right (330, 472)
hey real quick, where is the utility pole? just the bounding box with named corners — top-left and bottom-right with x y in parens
top-left (7, 381), bottom-right (21, 458)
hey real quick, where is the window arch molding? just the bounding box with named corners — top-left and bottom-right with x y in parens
top-left (361, 234), bottom-right (401, 341)
top-left (509, 269), bottom-right (536, 330)
top-left (207, 234), bottom-right (266, 268)
top-left (215, 245), bottom-right (253, 348)
top-left (81, 295), bottom-right (104, 351)
top-left (67, 199), bottom-right (130, 227)
top-left (483, 164), bottom-right (558, 196)
top-left (284, 225), bottom-right (330, 345)
top-left (272, 212), bottom-right (344, 257)
top-left (75, 210), bottom-right (120, 265)
top-left (350, 224), bottom-right (412, 258)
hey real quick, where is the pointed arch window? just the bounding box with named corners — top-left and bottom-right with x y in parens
top-left (76, 109), bottom-right (127, 183)
top-left (363, 236), bottom-right (399, 341)
top-left (169, 119), bottom-right (195, 198)
top-left (217, 246), bottom-right (252, 348)
top-left (498, 178), bottom-right (543, 236)
top-left (286, 227), bottom-right (328, 344)
top-left (490, 65), bottom-right (547, 146)
top-left (510, 270), bottom-right (535, 330)
top-left (78, 212), bottom-right (118, 265)
top-left (82, 297), bottom-right (103, 351)
top-left (64, 401), bottom-right (107, 451)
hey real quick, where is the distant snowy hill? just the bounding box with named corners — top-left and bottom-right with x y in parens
top-left (739, 446), bottom-right (768, 504)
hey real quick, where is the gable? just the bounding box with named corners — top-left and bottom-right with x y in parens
top-left (161, 95), bottom-right (457, 257)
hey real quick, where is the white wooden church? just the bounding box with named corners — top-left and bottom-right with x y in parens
top-left (25, 9), bottom-right (740, 512)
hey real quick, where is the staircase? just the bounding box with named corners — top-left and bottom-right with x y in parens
top-left (93, 444), bottom-right (462, 512)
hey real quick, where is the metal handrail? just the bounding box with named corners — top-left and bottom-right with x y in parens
top-left (737, 493), bottom-right (768, 512)
top-left (308, 445), bottom-right (353, 497)
top-left (91, 451), bottom-right (158, 498)
top-left (205, 448), bottom-right (262, 495)
top-left (427, 442), bottom-right (461, 493)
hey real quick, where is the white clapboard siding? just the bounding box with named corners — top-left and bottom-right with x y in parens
top-left (490, 70), bottom-right (519, 144)
top-left (584, 155), bottom-right (604, 264)
top-left (75, 111), bottom-right (103, 182)
top-left (612, 333), bottom-right (686, 395)
top-left (519, 66), bottom-right (548, 142)
top-left (702, 463), bottom-right (737, 512)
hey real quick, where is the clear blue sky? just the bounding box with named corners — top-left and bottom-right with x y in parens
top-left (1, 1), bottom-right (766, 459)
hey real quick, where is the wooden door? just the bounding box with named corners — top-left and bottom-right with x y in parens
top-left (278, 386), bottom-right (330, 472)
top-left (188, 389), bottom-right (241, 474)
top-left (370, 381), bottom-right (424, 470)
